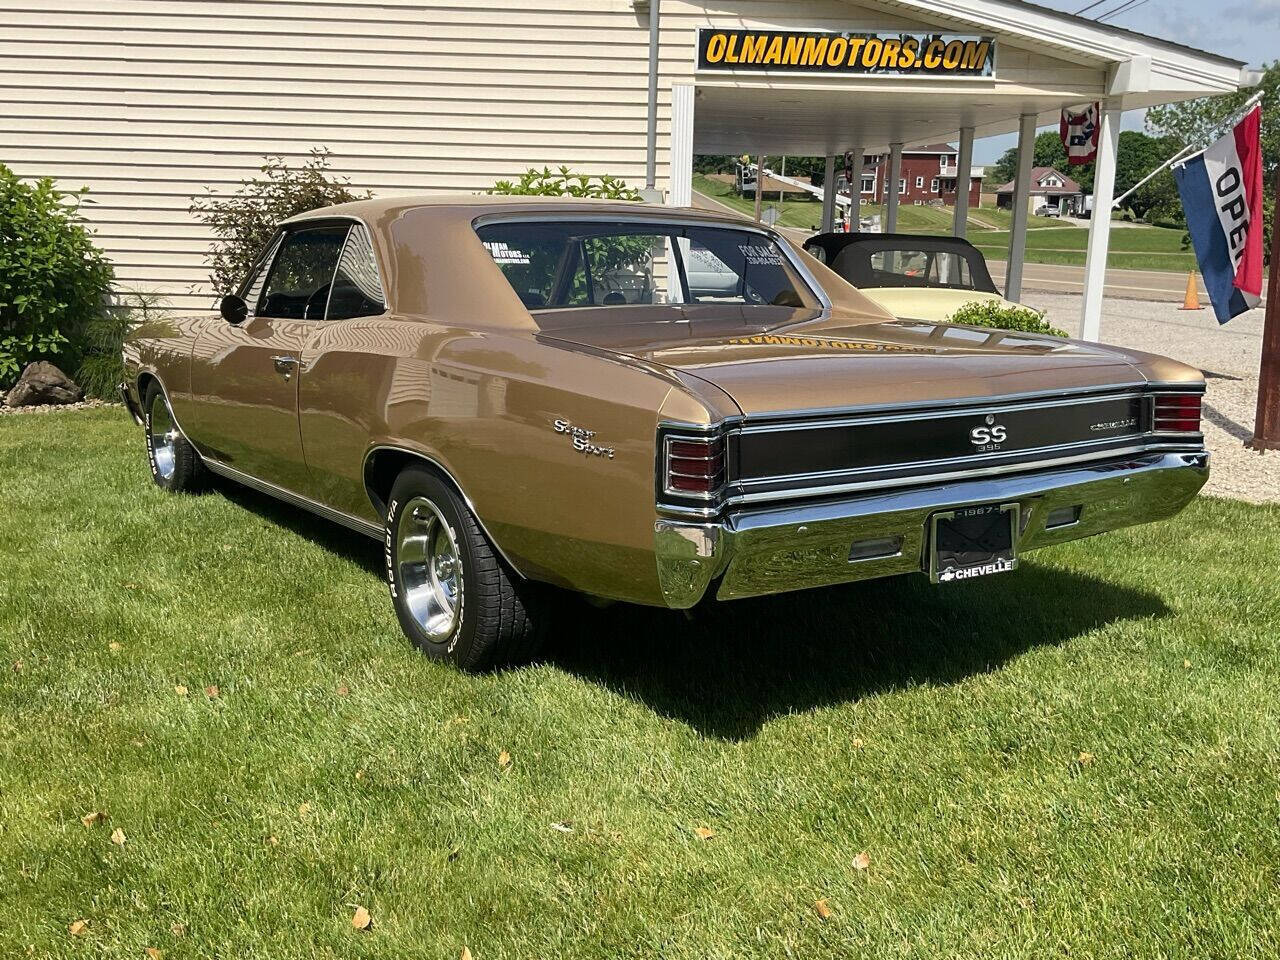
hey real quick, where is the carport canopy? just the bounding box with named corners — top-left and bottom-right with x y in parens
top-left (668, 0), bottom-right (1260, 340)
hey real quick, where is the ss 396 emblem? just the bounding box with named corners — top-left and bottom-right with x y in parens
top-left (553, 418), bottom-right (616, 459)
top-left (969, 414), bottom-right (1007, 451)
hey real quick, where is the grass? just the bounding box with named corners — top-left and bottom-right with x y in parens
top-left (4, 409), bottom-right (1280, 958)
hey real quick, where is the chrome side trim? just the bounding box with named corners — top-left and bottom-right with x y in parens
top-left (361, 444), bottom-right (526, 578)
top-left (202, 458), bottom-right (384, 541)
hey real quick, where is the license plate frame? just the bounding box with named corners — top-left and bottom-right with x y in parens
top-left (928, 501), bottom-right (1020, 584)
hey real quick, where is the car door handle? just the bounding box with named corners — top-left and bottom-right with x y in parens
top-left (270, 355), bottom-right (302, 378)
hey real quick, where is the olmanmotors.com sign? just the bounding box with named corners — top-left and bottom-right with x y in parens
top-left (697, 29), bottom-right (996, 76)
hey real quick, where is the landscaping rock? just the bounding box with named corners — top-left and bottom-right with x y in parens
top-left (4, 362), bottom-right (84, 408)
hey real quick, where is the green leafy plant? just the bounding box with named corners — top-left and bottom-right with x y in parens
top-left (75, 289), bottom-right (167, 399)
top-left (190, 149), bottom-right (370, 296)
top-left (489, 166), bottom-right (642, 200)
top-left (947, 300), bottom-right (1069, 338)
top-left (0, 163), bottom-right (114, 389)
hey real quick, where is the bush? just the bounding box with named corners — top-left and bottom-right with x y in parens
top-left (0, 163), bottom-right (115, 388)
top-left (947, 300), bottom-right (1069, 338)
top-left (489, 166), bottom-right (641, 200)
top-left (190, 149), bottom-right (369, 296)
top-left (76, 290), bottom-right (167, 400)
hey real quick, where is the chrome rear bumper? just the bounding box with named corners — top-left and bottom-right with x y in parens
top-left (654, 451), bottom-right (1209, 608)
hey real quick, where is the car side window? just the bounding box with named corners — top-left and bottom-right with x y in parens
top-left (237, 233), bottom-right (283, 310)
top-left (255, 225), bottom-right (349, 320)
top-left (325, 224), bottom-right (387, 320)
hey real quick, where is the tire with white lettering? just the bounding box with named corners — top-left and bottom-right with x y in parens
top-left (143, 382), bottom-right (204, 493)
top-left (385, 466), bottom-right (544, 670)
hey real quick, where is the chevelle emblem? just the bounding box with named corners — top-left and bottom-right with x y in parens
top-left (969, 414), bottom-right (1007, 450)
top-left (553, 418), bottom-right (616, 459)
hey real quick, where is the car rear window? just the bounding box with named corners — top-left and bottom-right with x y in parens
top-left (475, 220), bottom-right (815, 311)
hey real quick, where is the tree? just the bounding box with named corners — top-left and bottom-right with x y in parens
top-left (190, 149), bottom-right (369, 296)
top-left (1114, 131), bottom-right (1184, 221)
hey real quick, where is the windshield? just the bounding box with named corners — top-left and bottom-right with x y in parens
top-left (823, 241), bottom-right (996, 293)
top-left (475, 220), bottom-right (816, 311)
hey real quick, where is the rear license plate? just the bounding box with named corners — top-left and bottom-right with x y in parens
top-left (929, 502), bottom-right (1019, 584)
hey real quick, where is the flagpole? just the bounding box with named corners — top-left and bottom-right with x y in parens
top-left (1249, 166), bottom-right (1280, 451)
top-left (1111, 91), bottom-right (1266, 211)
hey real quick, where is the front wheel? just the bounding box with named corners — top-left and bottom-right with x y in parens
top-left (143, 382), bottom-right (204, 493)
top-left (385, 467), bottom-right (544, 670)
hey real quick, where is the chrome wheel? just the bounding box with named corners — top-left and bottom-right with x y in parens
top-left (148, 393), bottom-right (179, 481)
top-left (397, 496), bottom-right (463, 643)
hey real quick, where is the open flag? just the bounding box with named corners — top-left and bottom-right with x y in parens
top-left (1060, 103), bottom-right (1101, 165)
top-left (1173, 104), bottom-right (1265, 324)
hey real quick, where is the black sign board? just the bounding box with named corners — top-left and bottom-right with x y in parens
top-left (697, 29), bottom-right (996, 77)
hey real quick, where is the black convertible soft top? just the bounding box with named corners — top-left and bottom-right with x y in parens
top-left (803, 232), bottom-right (999, 294)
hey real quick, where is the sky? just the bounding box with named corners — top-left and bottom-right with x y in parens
top-left (971, 0), bottom-right (1280, 163)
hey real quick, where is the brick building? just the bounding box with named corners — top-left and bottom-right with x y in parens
top-left (858, 143), bottom-right (984, 207)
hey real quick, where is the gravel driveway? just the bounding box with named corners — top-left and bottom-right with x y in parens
top-left (1026, 293), bottom-right (1279, 505)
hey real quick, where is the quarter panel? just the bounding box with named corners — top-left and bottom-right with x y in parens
top-left (298, 317), bottom-right (681, 605)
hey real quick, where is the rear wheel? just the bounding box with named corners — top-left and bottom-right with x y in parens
top-left (385, 466), bottom-right (544, 670)
top-left (143, 382), bottom-right (203, 493)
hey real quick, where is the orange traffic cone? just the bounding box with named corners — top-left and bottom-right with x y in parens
top-left (1179, 271), bottom-right (1205, 310)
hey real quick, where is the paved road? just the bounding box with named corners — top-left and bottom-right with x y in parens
top-left (986, 260), bottom-right (1220, 302)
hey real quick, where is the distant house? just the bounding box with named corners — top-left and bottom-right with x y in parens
top-left (995, 166), bottom-right (1085, 216)
top-left (857, 143), bottom-right (984, 208)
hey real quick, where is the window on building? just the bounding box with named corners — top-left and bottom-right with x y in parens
top-left (899, 179), bottom-right (906, 194)
top-left (861, 177), bottom-right (875, 194)
top-left (915, 176), bottom-right (924, 189)
top-left (931, 178), bottom-right (939, 193)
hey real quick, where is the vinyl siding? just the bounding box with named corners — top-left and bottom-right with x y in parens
top-left (1, 0), bottom-right (1103, 310)
top-left (1, 0), bottom-right (674, 310)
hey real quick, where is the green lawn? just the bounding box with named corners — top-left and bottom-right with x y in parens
top-left (4, 410), bottom-right (1280, 958)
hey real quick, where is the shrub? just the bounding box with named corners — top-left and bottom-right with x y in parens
top-left (75, 289), bottom-right (167, 400)
top-left (489, 166), bottom-right (642, 200)
top-left (190, 149), bottom-right (369, 296)
top-left (0, 163), bottom-right (115, 388)
top-left (947, 300), bottom-right (1069, 338)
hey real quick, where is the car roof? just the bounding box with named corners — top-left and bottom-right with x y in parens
top-left (281, 194), bottom-right (753, 228)
top-left (804, 231), bottom-right (984, 254)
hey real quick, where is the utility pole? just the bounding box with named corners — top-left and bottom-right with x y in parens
top-left (1249, 167), bottom-right (1280, 450)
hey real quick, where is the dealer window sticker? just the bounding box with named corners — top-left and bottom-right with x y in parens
top-left (483, 240), bottom-right (530, 265)
top-left (737, 243), bottom-right (785, 266)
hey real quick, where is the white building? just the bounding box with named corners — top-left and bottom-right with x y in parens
top-left (0, 0), bottom-right (1258, 337)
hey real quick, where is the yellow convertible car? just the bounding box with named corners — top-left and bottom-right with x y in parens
top-left (803, 232), bottom-right (1021, 322)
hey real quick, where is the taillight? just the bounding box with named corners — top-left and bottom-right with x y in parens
top-left (665, 436), bottom-right (726, 497)
top-left (1153, 393), bottom-right (1202, 433)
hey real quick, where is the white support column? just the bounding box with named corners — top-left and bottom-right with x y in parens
top-left (1004, 113), bottom-right (1037, 301)
top-left (667, 83), bottom-right (694, 207)
top-left (886, 142), bottom-right (903, 233)
top-left (1081, 105), bottom-right (1122, 341)
top-left (953, 126), bottom-right (975, 238)
top-left (754, 154), bottom-right (764, 222)
top-left (848, 148), bottom-right (865, 231)
top-left (821, 155), bottom-right (836, 232)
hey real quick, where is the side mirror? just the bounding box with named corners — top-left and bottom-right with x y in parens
top-left (220, 294), bottom-right (248, 325)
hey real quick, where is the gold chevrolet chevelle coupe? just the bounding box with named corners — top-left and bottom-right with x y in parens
top-left (121, 196), bottom-right (1209, 669)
